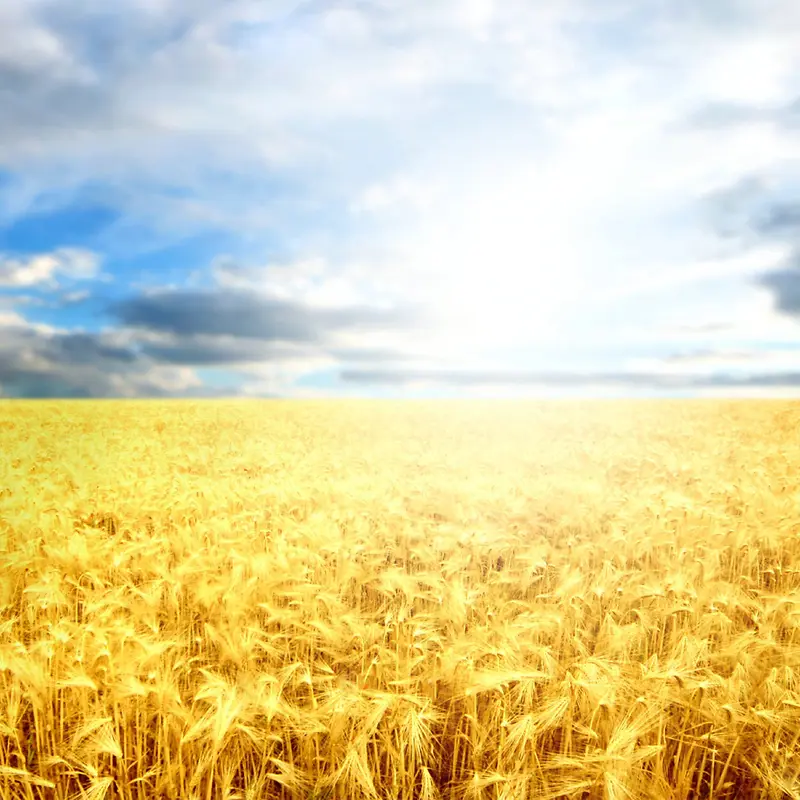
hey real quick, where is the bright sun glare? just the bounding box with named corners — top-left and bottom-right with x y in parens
top-left (412, 173), bottom-right (578, 359)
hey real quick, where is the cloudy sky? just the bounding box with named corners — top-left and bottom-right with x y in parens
top-left (0, 0), bottom-right (799, 398)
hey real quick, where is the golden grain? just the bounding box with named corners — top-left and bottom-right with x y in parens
top-left (2, 400), bottom-right (800, 798)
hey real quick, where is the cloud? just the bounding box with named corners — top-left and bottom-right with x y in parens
top-left (213, 256), bottom-right (328, 294)
top-left (759, 257), bottom-right (800, 315)
top-left (340, 367), bottom-right (800, 391)
top-left (660, 348), bottom-right (759, 366)
top-left (137, 336), bottom-right (412, 367)
top-left (703, 173), bottom-right (800, 243)
top-left (137, 335), bottom-right (299, 366)
top-left (211, 256), bottom-right (372, 307)
top-left (701, 176), bottom-right (800, 328)
top-left (0, 313), bottom-right (206, 398)
top-left (0, 0), bottom-right (790, 227)
top-left (1, 0), bottom-right (501, 222)
top-left (756, 203), bottom-right (800, 237)
top-left (43, 332), bottom-right (137, 365)
top-left (0, 299), bottom-right (422, 397)
top-left (0, 248), bottom-right (100, 287)
top-left (111, 287), bottom-right (425, 342)
top-left (699, 158), bottom-right (800, 330)
top-left (3, 289), bottom-right (800, 398)
top-left (686, 97), bottom-right (800, 131)
top-left (0, 309), bottom-right (28, 327)
top-left (349, 175), bottom-right (437, 216)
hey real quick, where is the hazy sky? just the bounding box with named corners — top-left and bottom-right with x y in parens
top-left (0, 0), bottom-right (799, 397)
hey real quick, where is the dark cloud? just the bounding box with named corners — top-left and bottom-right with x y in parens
top-left (0, 327), bottom-right (136, 369)
top-left (710, 184), bottom-right (800, 319)
top-left (137, 335), bottom-right (415, 368)
top-left (340, 368), bottom-right (800, 390)
top-left (758, 256), bottom-right (800, 315)
top-left (113, 291), bottom-right (317, 340)
top-left (111, 289), bottom-right (423, 342)
top-left (755, 203), bottom-right (800, 237)
top-left (0, 291), bottom-right (423, 397)
top-left (327, 346), bottom-right (418, 364)
top-left (700, 175), bottom-right (800, 244)
top-left (0, 67), bottom-right (115, 147)
top-left (138, 337), bottom-right (300, 366)
top-left (0, 368), bottom-right (95, 399)
top-left (701, 169), bottom-right (800, 322)
top-left (0, 321), bottom-right (214, 398)
top-left (47, 332), bottom-right (138, 365)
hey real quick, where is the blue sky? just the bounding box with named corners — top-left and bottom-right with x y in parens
top-left (0, 0), bottom-right (799, 398)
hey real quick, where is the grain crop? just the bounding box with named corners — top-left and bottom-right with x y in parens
top-left (1, 399), bottom-right (800, 799)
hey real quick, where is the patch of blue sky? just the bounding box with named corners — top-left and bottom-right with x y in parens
top-left (0, 202), bottom-right (121, 254)
top-left (295, 368), bottom-right (339, 389)
top-left (108, 230), bottom-right (244, 290)
top-left (220, 2), bottom-right (318, 49)
top-left (83, 171), bottom-right (303, 258)
top-left (194, 369), bottom-right (243, 390)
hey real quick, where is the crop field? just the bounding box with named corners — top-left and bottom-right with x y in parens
top-left (1, 400), bottom-right (800, 800)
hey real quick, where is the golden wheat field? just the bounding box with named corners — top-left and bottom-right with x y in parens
top-left (1, 399), bottom-right (800, 800)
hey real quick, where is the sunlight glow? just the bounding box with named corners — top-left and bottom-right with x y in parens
top-left (409, 170), bottom-right (580, 358)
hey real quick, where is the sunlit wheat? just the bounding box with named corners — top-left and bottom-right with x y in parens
top-left (1, 399), bottom-right (799, 798)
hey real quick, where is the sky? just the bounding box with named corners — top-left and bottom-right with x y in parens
top-left (0, 0), bottom-right (799, 398)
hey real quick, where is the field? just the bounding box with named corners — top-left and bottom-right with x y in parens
top-left (1, 400), bottom-right (800, 800)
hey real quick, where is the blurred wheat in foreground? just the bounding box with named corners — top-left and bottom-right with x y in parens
top-left (1, 400), bottom-right (800, 800)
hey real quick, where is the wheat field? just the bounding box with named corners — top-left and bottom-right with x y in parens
top-left (1, 399), bottom-right (799, 800)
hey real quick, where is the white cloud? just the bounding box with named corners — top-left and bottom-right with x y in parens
top-left (0, 249), bottom-right (101, 288)
top-left (61, 290), bottom-right (91, 303)
top-left (210, 254), bottom-right (401, 311)
top-left (129, 365), bottom-right (202, 395)
top-left (0, 310), bottom-right (27, 327)
top-left (0, 254), bottom-right (60, 287)
top-left (350, 176), bottom-right (437, 215)
top-left (235, 356), bottom-right (338, 397)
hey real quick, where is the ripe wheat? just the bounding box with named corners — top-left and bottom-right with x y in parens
top-left (0, 399), bottom-right (799, 799)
